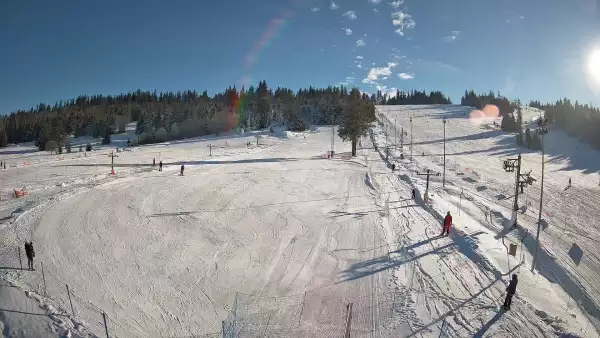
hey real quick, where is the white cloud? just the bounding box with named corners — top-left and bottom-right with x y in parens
top-left (311, 7), bottom-right (320, 12)
top-left (330, 1), bottom-right (339, 10)
top-left (444, 30), bottom-right (460, 42)
top-left (520, 15), bottom-right (525, 19)
top-left (373, 8), bottom-right (379, 12)
top-left (391, 12), bottom-right (415, 35)
top-left (343, 11), bottom-right (357, 20)
top-left (357, 64), bottom-right (363, 68)
top-left (320, 48), bottom-right (325, 52)
top-left (356, 56), bottom-right (364, 59)
top-left (389, 0), bottom-right (403, 8)
top-left (344, 28), bottom-right (353, 35)
top-left (369, 0), bottom-right (383, 3)
top-left (398, 72), bottom-right (414, 80)
top-left (356, 39), bottom-right (366, 47)
top-left (363, 62), bottom-right (398, 83)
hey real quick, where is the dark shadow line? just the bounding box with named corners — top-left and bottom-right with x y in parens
top-left (0, 308), bottom-right (69, 317)
top-left (472, 310), bottom-right (505, 337)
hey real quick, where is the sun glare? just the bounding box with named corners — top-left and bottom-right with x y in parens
top-left (588, 49), bottom-right (600, 83)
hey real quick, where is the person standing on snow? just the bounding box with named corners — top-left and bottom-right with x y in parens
top-left (569, 178), bottom-right (572, 187)
top-left (180, 164), bottom-right (185, 176)
top-left (441, 211), bottom-right (452, 236)
top-left (24, 241), bottom-right (35, 270)
top-left (412, 189), bottom-right (416, 200)
top-left (503, 274), bottom-right (518, 310)
top-left (159, 161), bottom-right (163, 172)
top-left (153, 158), bottom-right (156, 167)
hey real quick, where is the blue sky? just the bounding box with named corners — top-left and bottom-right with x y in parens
top-left (1, 0), bottom-right (600, 114)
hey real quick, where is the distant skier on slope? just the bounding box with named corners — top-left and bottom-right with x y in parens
top-left (569, 178), bottom-right (572, 187)
top-left (392, 163), bottom-right (396, 172)
top-left (180, 164), bottom-right (185, 176)
top-left (441, 211), bottom-right (452, 236)
top-left (412, 189), bottom-right (416, 200)
top-left (159, 161), bottom-right (163, 172)
top-left (503, 274), bottom-right (518, 310)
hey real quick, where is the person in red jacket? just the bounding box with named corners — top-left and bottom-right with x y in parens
top-left (441, 211), bottom-right (452, 236)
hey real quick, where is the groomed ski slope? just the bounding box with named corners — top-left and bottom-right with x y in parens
top-left (377, 104), bottom-right (600, 335)
top-left (0, 111), bottom-right (596, 337)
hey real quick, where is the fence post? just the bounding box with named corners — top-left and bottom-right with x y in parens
top-left (102, 312), bottom-right (110, 338)
top-left (65, 284), bottom-right (75, 316)
top-left (41, 262), bottom-right (47, 295)
top-left (18, 247), bottom-right (23, 270)
top-left (344, 303), bottom-right (353, 338)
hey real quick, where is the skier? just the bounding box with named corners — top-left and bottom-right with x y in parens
top-left (24, 241), bottom-right (35, 270)
top-left (159, 161), bottom-right (163, 172)
top-left (503, 274), bottom-right (518, 310)
top-left (180, 164), bottom-right (185, 176)
top-left (441, 211), bottom-right (452, 236)
top-left (569, 178), bottom-right (572, 187)
top-left (153, 158), bottom-right (156, 167)
top-left (392, 163), bottom-right (396, 172)
top-left (412, 189), bottom-right (416, 200)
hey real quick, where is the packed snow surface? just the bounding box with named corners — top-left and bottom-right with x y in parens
top-left (0, 106), bottom-right (598, 337)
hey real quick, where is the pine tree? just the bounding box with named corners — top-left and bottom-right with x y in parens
top-left (102, 128), bottom-right (111, 145)
top-left (338, 88), bottom-right (376, 156)
top-left (525, 128), bottom-right (532, 148)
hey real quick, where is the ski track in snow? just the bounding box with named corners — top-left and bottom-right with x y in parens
top-left (0, 109), bottom-right (598, 337)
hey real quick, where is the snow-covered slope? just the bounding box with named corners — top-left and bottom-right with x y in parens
top-left (1, 112), bottom-right (597, 337)
top-left (377, 104), bottom-right (600, 335)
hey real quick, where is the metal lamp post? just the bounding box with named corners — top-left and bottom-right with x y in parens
top-left (443, 116), bottom-right (447, 187)
top-left (532, 119), bottom-right (549, 273)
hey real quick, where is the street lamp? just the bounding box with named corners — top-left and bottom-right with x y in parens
top-left (532, 119), bottom-right (549, 273)
top-left (443, 116), bottom-right (447, 187)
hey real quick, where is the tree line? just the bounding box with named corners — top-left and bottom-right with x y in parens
top-left (529, 99), bottom-right (600, 149)
top-left (0, 82), bottom-right (382, 156)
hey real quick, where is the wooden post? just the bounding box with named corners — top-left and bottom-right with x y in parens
top-left (102, 312), bottom-right (110, 338)
top-left (66, 284), bottom-right (75, 316)
top-left (41, 262), bottom-right (47, 295)
top-left (18, 247), bottom-right (23, 270)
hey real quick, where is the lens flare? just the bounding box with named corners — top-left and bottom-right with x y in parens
top-left (469, 104), bottom-right (500, 126)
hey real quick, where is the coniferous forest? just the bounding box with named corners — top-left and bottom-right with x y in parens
top-left (1, 82), bottom-right (598, 152)
top-left (0, 83), bottom-right (449, 153)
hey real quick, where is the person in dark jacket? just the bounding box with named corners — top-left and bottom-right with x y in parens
top-left (180, 164), bottom-right (185, 176)
top-left (441, 212), bottom-right (452, 236)
top-left (392, 163), bottom-right (396, 172)
top-left (412, 189), bottom-right (416, 200)
top-left (159, 161), bottom-right (163, 172)
top-left (503, 274), bottom-right (518, 310)
top-left (24, 241), bottom-right (35, 270)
